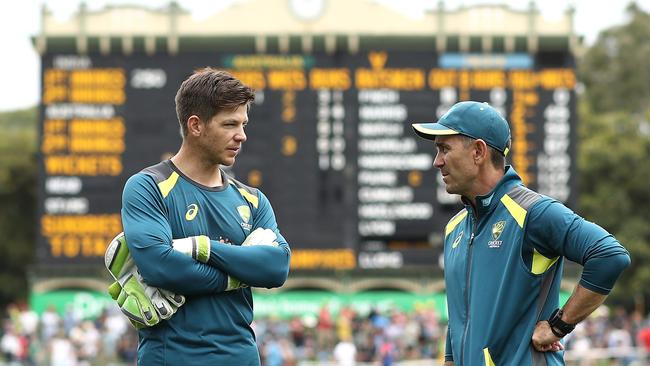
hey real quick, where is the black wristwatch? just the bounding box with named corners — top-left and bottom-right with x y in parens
top-left (548, 308), bottom-right (575, 338)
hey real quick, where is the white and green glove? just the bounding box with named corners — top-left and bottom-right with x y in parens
top-left (105, 232), bottom-right (185, 328)
top-left (241, 228), bottom-right (278, 247)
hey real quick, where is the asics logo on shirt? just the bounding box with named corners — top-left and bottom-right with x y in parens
top-left (452, 231), bottom-right (464, 248)
top-left (185, 204), bottom-right (199, 221)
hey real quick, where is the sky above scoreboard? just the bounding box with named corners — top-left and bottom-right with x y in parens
top-left (0, 0), bottom-right (648, 112)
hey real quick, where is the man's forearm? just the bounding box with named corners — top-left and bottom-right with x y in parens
top-left (532, 284), bottom-right (605, 351)
top-left (561, 284), bottom-right (607, 324)
top-left (208, 241), bottom-right (290, 288)
top-left (170, 233), bottom-right (290, 289)
top-left (126, 232), bottom-right (229, 295)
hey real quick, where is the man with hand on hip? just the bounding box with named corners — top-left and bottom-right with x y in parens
top-left (412, 101), bottom-right (629, 366)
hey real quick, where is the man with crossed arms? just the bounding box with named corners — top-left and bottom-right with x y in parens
top-left (105, 68), bottom-right (291, 366)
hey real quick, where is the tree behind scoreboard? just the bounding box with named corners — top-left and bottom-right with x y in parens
top-left (0, 107), bottom-right (37, 309)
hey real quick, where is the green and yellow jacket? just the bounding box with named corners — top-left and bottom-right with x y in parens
top-left (443, 166), bottom-right (630, 366)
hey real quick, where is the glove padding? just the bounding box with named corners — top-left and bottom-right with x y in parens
top-left (242, 228), bottom-right (278, 247)
top-left (105, 232), bottom-right (185, 328)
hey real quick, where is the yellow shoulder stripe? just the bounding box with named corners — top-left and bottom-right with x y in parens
top-left (445, 210), bottom-right (468, 238)
top-left (238, 188), bottom-right (259, 208)
top-left (500, 194), bottom-right (526, 228)
top-left (158, 172), bottom-right (179, 198)
top-left (532, 248), bottom-right (559, 275)
top-left (483, 348), bottom-right (496, 366)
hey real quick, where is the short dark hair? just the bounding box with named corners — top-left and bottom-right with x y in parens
top-left (175, 68), bottom-right (255, 137)
top-left (459, 135), bottom-right (506, 170)
top-left (488, 146), bottom-right (506, 170)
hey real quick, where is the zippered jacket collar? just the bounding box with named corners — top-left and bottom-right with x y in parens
top-left (461, 165), bottom-right (523, 220)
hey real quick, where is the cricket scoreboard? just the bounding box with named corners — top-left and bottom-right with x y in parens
top-left (37, 51), bottom-right (576, 270)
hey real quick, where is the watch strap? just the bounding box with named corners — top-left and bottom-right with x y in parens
top-left (548, 308), bottom-right (575, 338)
top-left (549, 324), bottom-right (566, 338)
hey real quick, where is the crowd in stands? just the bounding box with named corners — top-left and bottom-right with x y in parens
top-left (1, 299), bottom-right (649, 365)
top-left (254, 305), bottom-right (442, 366)
top-left (0, 302), bottom-right (137, 366)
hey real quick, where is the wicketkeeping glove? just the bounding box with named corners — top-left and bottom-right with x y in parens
top-left (242, 228), bottom-right (278, 247)
top-left (105, 232), bottom-right (185, 328)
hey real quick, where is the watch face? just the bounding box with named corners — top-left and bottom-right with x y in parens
top-left (288, 0), bottom-right (326, 21)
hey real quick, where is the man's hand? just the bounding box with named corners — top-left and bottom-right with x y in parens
top-left (532, 321), bottom-right (565, 352)
top-left (105, 232), bottom-right (185, 328)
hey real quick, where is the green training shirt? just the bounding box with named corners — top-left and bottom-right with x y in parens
top-left (121, 160), bottom-right (291, 366)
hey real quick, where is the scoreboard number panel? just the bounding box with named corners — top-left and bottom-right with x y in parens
top-left (37, 52), bottom-right (576, 269)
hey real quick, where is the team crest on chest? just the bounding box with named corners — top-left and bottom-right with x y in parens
top-left (237, 205), bottom-right (252, 231)
top-left (488, 220), bottom-right (506, 248)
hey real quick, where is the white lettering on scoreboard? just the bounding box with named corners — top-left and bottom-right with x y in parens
top-left (537, 88), bottom-right (571, 202)
top-left (358, 251), bottom-right (404, 269)
top-left (317, 89), bottom-right (346, 171)
top-left (357, 89), bottom-right (434, 237)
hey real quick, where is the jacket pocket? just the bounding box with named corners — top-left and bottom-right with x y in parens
top-left (483, 347), bottom-right (496, 366)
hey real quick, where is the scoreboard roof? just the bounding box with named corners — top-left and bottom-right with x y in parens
top-left (34, 0), bottom-right (580, 55)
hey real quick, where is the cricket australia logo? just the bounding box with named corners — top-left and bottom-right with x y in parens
top-left (237, 205), bottom-right (252, 231)
top-left (488, 220), bottom-right (506, 248)
top-left (452, 231), bottom-right (464, 249)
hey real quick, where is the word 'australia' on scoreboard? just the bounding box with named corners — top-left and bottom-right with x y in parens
top-left (37, 51), bottom-right (576, 270)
